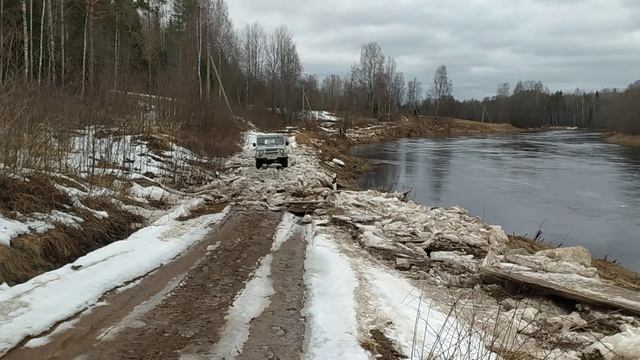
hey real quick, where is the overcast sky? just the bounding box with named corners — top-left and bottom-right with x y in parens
top-left (228, 0), bottom-right (640, 99)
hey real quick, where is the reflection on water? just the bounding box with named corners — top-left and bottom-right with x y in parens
top-left (351, 130), bottom-right (640, 271)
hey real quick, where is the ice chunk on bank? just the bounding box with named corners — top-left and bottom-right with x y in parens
top-left (585, 325), bottom-right (640, 360)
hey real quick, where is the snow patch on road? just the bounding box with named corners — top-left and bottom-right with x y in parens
top-left (206, 213), bottom-right (298, 359)
top-left (302, 233), bottom-right (369, 360)
top-left (24, 318), bottom-right (80, 348)
top-left (0, 201), bottom-right (229, 356)
top-left (271, 213), bottom-right (298, 251)
top-left (209, 254), bottom-right (275, 359)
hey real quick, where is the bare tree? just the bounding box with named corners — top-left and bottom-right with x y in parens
top-left (47, 0), bottom-right (54, 83)
top-left (22, 0), bottom-right (29, 81)
top-left (497, 82), bottom-right (510, 98)
top-left (29, 0), bottom-right (33, 79)
top-left (265, 26), bottom-right (302, 118)
top-left (430, 64), bottom-right (453, 116)
top-left (113, 4), bottom-right (119, 90)
top-left (81, 1), bottom-right (88, 94)
top-left (357, 42), bottom-right (384, 114)
top-left (60, 0), bottom-right (65, 86)
top-left (406, 77), bottom-right (422, 115)
top-left (390, 69), bottom-right (405, 114)
top-left (38, 0), bottom-right (45, 84)
top-left (241, 22), bottom-right (266, 107)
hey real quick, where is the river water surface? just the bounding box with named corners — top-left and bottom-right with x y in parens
top-left (351, 130), bottom-right (640, 271)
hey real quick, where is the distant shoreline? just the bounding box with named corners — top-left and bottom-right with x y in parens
top-left (606, 133), bottom-right (640, 147)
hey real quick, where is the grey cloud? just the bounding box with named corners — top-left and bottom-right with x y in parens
top-left (229, 0), bottom-right (640, 99)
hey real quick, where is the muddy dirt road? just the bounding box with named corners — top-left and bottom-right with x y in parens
top-left (4, 209), bottom-right (307, 360)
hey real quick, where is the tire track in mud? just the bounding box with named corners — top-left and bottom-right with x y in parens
top-left (4, 210), bottom-right (282, 360)
top-left (236, 226), bottom-right (307, 360)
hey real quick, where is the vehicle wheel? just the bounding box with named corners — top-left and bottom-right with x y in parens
top-left (280, 158), bottom-right (289, 168)
top-left (255, 159), bottom-right (262, 169)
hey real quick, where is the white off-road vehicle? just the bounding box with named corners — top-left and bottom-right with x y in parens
top-left (253, 134), bottom-right (289, 169)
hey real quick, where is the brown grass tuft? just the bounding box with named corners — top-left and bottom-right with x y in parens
top-left (505, 235), bottom-right (553, 253)
top-left (0, 196), bottom-right (145, 285)
top-left (0, 174), bottom-right (73, 217)
top-left (593, 259), bottom-right (640, 291)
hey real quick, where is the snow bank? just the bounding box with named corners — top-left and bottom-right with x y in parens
top-left (365, 267), bottom-right (497, 359)
top-left (0, 216), bottom-right (31, 247)
top-left (0, 200), bottom-right (228, 356)
top-left (0, 211), bottom-right (84, 248)
top-left (303, 233), bottom-right (369, 360)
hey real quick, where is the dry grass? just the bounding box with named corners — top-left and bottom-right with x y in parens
top-left (0, 196), bottom-right (144, 285)
top-left (593, 259), bottom-right (640, 291)
top-left (506, 235), bottom-right (553, 253)
top-left (450, 118), bottom-right (520, 135)
top-left (0, 174), bottom-right (73, 217)
top-left (605, 133), bottom-right (640, 147)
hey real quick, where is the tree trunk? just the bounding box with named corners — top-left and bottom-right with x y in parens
top-left (81, 4), bottom-right (88, 94)
top-left (60, 0), bottom-right (65, 86)
top-left (88, 1), bottom-right (94, 90)
top-left (206, 44), bottom-right (211, 100)
top-left (22, 0), bottom-right (29, 81)
top-left (30, 0), bottom-right (33, 80)
top-left (0, 0), bottom-right (4, 85)
top-left (217, 47), bottom-right (222, 98)
top-left (114, 11), bottom-right (119, 90)
top-left (47, 0), bottom-right (55, 83)
top-left (197, 3), bottom-right (202, 100)
top-left (38, 0), bottom-right (45, 84)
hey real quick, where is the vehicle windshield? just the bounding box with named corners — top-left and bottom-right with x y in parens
top-left (257, 136), bottom-right (285, 146)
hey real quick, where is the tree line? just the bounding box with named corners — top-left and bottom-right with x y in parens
top-left (302, 41), bottom-right (454, 121)
top-left (307, 46), bottom-right (639, 134)
top-left (0, 0), bottom-right (305, 118)
top-left (1, 0), bottom-right (638, 135)
top-left (450, 81), bottom-right (640, 135)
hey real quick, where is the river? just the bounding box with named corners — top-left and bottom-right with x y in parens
top-left (351, 130), bottom-right (640, 271)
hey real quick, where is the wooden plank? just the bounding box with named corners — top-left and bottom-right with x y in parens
top-left (481, 265), bottom-right (640, 316)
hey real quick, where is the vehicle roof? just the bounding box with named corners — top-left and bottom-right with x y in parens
top-left (256, 133), bottom-right (285, 137)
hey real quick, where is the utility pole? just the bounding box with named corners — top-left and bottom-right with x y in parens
top-left (210, 56), bottom-right (232, 116)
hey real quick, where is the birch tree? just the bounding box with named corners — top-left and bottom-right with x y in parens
top-left (358, 42), bottom-right (384, 114)
top-left (22, 0), bottom-right (29, 80)
top-left (430, 65), bottom-right (453, 116)
top-left (406, 77), bottom-right (422, 114)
